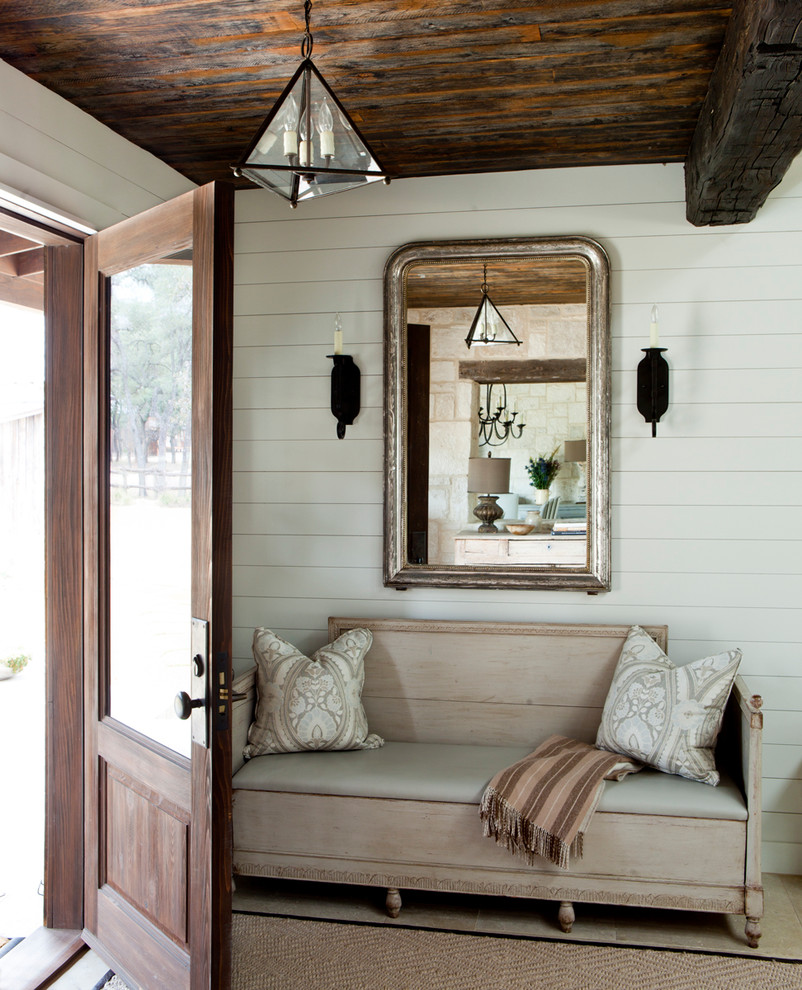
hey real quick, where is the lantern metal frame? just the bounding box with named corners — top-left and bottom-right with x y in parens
top-left (232, 1), bottom-right (388, 207)
top-left (465, 264), bottom-right (522, 348)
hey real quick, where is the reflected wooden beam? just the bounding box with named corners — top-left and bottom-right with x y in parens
top-left (459, 358), bottom-right (586, 384)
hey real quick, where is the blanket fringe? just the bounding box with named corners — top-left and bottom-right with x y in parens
top-left (479, 786), bottom-right (583, 870)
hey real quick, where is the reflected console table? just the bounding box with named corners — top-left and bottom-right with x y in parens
top-left (453, 529), bottom-right (586, 566)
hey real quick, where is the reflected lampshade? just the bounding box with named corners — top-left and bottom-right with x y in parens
top-left (563, 439), bottom-right (587, 463)
top-left (467, 455), bottom-right (510, 533)
top-left (467, 456), bottom-right (510, 494)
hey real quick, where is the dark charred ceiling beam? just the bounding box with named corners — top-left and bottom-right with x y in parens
top-left (685, 0), bottom-right (802, 226)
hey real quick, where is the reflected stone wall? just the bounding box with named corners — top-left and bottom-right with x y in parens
top-left (408, 303), bottom-right (586, 565)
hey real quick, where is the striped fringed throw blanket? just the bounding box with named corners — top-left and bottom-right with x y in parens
top-left (479, 735), bottom-right (642, 869)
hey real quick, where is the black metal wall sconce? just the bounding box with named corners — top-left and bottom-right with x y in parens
top-left (637, 305), bottom-right (670, 437)
top-left (328, 315), bottom-right (360, 438)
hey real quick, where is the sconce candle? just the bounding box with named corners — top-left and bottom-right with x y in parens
top-left (650, 304), bottom-right (659, 348)
top-left (333, 313), bottom-right (343, 355)
top-left (328, 314), bottom-right (359, 438)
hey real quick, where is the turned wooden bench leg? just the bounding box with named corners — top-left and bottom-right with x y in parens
top-left (386, 887), bottom-right (402, 918)
top-left (558, 901), bottom-right (575, 933)
top-left (745, 916), bottom-right (762, 948)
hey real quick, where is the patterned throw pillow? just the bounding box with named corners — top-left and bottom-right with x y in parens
top-left (595, 625), bottom-right (741, 785)
top-left (244, 627), bottom-right (384, 758)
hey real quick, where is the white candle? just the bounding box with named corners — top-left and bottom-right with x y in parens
top-left (283, 130), bottom-right (298, 157)
top-left (255, 129), bottom-right (278, 158)
top-left (320, 130), bottom-right (335, 157)
top-left (318, 100), bottom-right (335, 158)
top-left (334, 314), bottom-right (343, 355)
top-left (650, 304), bottom-right (659, 348)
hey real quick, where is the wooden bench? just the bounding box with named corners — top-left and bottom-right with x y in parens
top-left (231, 618), bottom-right (764, 947)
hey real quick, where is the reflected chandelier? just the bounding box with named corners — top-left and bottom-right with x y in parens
top-left (478, 383), bottom-right (525, 447)
top-left (233, 0), bottom-right (388, 207)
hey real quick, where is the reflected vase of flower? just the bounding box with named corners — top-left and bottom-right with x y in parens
top-left (526, 449), bottom-right (561, 504)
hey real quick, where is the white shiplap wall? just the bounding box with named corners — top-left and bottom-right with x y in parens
top-left (232, 160), bottom-right (802, 875)
top-left (0, 58), bottom-right (195, 230)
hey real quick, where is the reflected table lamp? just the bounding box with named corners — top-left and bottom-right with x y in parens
top-left (563, 439), bottom-right (587, 502)
top-left (467, 454), bottom-right (511, 532)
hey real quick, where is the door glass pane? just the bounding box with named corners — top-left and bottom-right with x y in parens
top-left (108, 257), bottom-right (193, 757)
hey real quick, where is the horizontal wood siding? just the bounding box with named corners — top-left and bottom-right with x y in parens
top-left (232, 158), bottom-right (802, 874)
top-left (0, 59), bottom-right (194, 230)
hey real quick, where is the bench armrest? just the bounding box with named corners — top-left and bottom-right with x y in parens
top-left (232, 665), bottom-right (257, 775)
top-left (730, 675), bottom-right (763, 918)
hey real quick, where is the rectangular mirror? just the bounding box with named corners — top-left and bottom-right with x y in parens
top-left (383, 236), bottom-right (610, 592)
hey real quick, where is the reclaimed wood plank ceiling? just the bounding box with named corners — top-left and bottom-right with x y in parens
top-left (406, 257), bottom-right (588, 308)
top-left (1, 1), bottom-right (800, 223)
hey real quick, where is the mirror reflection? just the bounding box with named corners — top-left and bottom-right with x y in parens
top-left (406, 256), bottom-right (588, 568)
top-left (384, 237), bottom-right (610, 591)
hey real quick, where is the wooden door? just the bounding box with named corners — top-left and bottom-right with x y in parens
top-left (82, 183), bottom-right (233, 990)
top-left (406, 324), bottom-right (430, 564)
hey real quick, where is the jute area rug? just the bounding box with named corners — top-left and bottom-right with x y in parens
top-left (232, 913), bottom-right (802, 990)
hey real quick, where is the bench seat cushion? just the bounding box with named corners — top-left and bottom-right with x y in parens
top-left (233, 741), bottom-right (747, 821)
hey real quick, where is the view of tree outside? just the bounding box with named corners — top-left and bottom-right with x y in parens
top-left (110, 262), bottom-right (192, 503)
top-left (108, 261), bottom-right (194, 757)
top-left (0, 300), bottom-right (45, 935)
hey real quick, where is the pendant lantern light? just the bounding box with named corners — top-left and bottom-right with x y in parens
top-left (232, 1), bottom-right (388, 207)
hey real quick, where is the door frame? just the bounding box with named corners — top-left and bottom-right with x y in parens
top-left (0, 185), bottom-right (234, 989)
top-left (44, 237), bottom-right (86, 931)
top-left (0, 207), bottom-right (86, 989)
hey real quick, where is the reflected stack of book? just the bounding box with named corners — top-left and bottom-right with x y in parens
top-left (551, 519), bottom-right (587, 536)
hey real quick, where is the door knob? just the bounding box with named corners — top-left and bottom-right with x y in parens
top-left (174, 691), bottom-right (205, 720)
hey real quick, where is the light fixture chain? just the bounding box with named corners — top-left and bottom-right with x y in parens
top-left (301, 0), bottom-right (314, 58)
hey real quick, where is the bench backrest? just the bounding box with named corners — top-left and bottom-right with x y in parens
top-left (328, 617), bottom-right (668, 747)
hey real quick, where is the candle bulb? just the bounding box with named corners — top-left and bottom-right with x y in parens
top-left (320, 130), bottom-right (335, 158)
top-left (334, 313), bottom-right (343, 355)
top-left (649, 304), bottom-right (659, 348)
top-left (318, 99), bottom-right (335, 158)
top-left (283, 130), bottom-right (298, 157)
top-left (282, 95), bottom-right (299, 158)
top-left (255, 129), bottom-right (278, 158)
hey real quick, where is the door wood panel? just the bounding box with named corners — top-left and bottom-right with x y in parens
top-left (103, 763), bottom-right (190, 944)
top-left (83, 182), bottom-right (233, 990)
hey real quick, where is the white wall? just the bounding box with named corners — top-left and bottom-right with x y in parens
top-left (0, 59), bottom-right (194, 230)
top-left (233, 159), bottom-right (802, 875)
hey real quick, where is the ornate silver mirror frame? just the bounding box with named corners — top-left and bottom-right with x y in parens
top-left (383, 236), bottom-right (610, 592)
